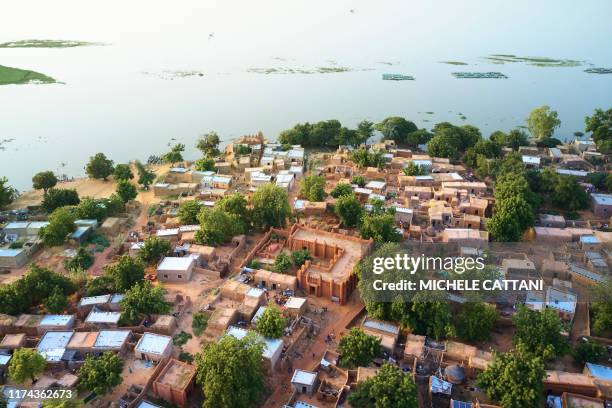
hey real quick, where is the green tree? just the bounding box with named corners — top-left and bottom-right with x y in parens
top-left (585, 108), bottom-right (612, 153)
top-left (8, 348), bottom-right (46, 384)
top-left (75, 197), bottom-right (107, 221)
top-left (338, 328), bottom-right (382, 368)
top-left (43, 286), bottom-right (68, 313)
top-left (513, 305), bottom-right (568, 360)
top-left (505, 129), bottom-right (529, 149)
top-left (42, 399), bottom-right (80, 408)
top-left (331, 183), bottom-right (354, 198)
top-left (487, 196), bottom-right (534, 242)
top-left (409, 292), bottom-right (454, 340)
top-left (120, 280), bottom-right (170, 322)
top-left (356, 120), bottom-right (375, 145)
top-left (138, 236), bottom-right (171, 265)
top-left (42, 188), bottom-right (80, 212)
top-left (215, 193), bottom-right (251, 230)
top-left (85, 152), bottom-right (114, 180)
top-left (360, 213), bottom-right (401, 243)
top-left (334, 193), bottom-right (363, 228)
top-left (197, 132), bottom-right (221, 156)
top-left (39, 207), bottom-right (76, 246)
top-left (77, 351), bottom-right (124, 395)
top-left (178, 200), bottom-right (202, 224)
top-left (135, 161), bottom-right (155, 190)
top-left (195, 156), bottom-right (216, 171)
top-left (348, 362), bottom-right (418, 408)
top-left (64, 247), bottom-right (93, 272)
top-left (85, 275), bottom-right (116, 296)
top-left (573, 341), bottom-right (606, 365)
top-left (350, 148), bottom-right (386, 168)
top-left (195, 333), bottom-right (265, 408)
top-left (456, 301), bottom-right (498, 342)
top-left (104, 254), bottom-right (145, 292)
top-left (32, 171), bottom-right (57, 194)
top-left (589, 277), bottom-right (612, 337)
top-left (272, 253), bottom-right (292, 273)
top-left (352, 175), bottom-right (366, 187)
top-left (0, 176), bottom-right (17, 210)
top-left (115, 180), bottom-right (137, 203)
top-left (299, 175), bottom-right (326, 201)
top-left (162, 143), bottom-right (185, 164)
top-left (375, 117), bottom-right (418, 145)
top-left (255, 305), bottom-right (287, 338)
top-left (113, 163), bottom-right (133, 181)
top-left (291, 249), bottom-right (311, 268)
top-left (527, 105), bottom-right (561, 140)
top-left (427, 127), bottom-right (462, 159)
top-left (251, 183), bottom-right (291, 230)
top-left (477, 344), bottom-right (545, 408)
top-left (551, 175), bottom-right (589, 211)
top-left (402, 162), bottom-right (427, 176)
top-left (196, 207), bottom-right (243, 245)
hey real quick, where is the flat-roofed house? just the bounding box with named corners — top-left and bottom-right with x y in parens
top-left (561, 392), bottom-right (605, 407)
top-left (0, 248), bottom-right (29, 268)
top-left (441, 229), bottom-right (488, 244)
top-left (539, 214), bottom-right (566, 228)
top-left (0, 333), bottom-right (26, 350)
top-left (84, 307), bottom-right (121, 328)
top-left (152, 358), bottom-right (196, 407)
top-left (37, 331), bottom-right (74, 362)
top-left (284, 297), bottom-right (308, 317)
top-left (361, 318), bottom-right (399, 352)
top-left (291, 369), bottom-right (318, 395)
top-left (156, 256), bottom-right (195, 282)
top-left (591, 193), bottom-right (612, 218)
top-left (135, 332), bottom-right (172, 362)
top-left (37, 315), bottom-right (75, 335)
top-left (77, 294), bottom-right (112, 317)
top-left (94, 330), bottom-right (131, 354)
top-left (67, 331), bottom-right (99, 353)
top-left (501, 259), bottom-right (537, 277)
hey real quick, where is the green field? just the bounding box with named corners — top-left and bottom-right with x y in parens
top-left (0, 39), bottom-right (102, 48)
top-left (0, 65), bottom-right (57, 85)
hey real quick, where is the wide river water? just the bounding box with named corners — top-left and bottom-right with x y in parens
top-left (1, 0), bottom-right (611, 190)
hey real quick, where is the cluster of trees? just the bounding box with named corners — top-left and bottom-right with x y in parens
top-left (348, 362), bottom-right (418, 408)
top-left (350, 148), bottom-right (386, 169)
top-left (585, 108), bottom-right (612, 153)
top-left (376, 116), bottom-right (432, 148)
top-left (83, 152), bottom-right (154, 191)
top-left (162, 143), bottom-right (186, 165)
top-left (0, 176), bottom-right (18, 210)
top-left (85, 254), bottom-right (144, 295)
top-left (338, 328), bottom-right (382, 368)
top-left (589, 277), bottom-right (612, 338)
top-left (402, 162), bottom-right (428, 176)
top-left (527, 167), bottom-right (590, 212)
top-left (0, 264), bottom-right (76, 315)
top-left (278, 119), bottom-right (373, 148)
top-left (254, 305), bottom-right (287, 338)
top-left (299, 175), bottom-right (326, 201)
top-left (427, 122), bottom-right (482, 160)
top-left (194, 132), bottom-right (221, 171)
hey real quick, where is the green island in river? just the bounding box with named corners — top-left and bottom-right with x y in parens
top-left (0, 64), bottom-right (57, 85)
top-left (0, 39), bottom-right (103, 48)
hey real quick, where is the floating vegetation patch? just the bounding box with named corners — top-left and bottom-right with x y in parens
top-left (440, 61), bottom-right (468, 65)
top-left (0, 138), bottom-right (15, 151)
top-left (0, 64), bottom-right (57, 85)
top-left (247, 66), bottom-right (368, 74)
top-left (141, 70), bottom-right (205, 80)
top-left (377, 61), bottom-right (400, 66)
top-left (484, 54), bottom-right (583, 67)
top-left (584, 68), bottom-right (612, 74)
top-left (382, 73), bottom-right (414, 81)
top-left (0, 39), bottom-right (105, 48)
top-left (425, 112), bottom-right (435, 115)
top-left (452, 72), bottom-right (507, 79)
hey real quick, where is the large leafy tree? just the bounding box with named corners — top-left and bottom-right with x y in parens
top-left (8, 348), bottom-right (46, 384)
top-left (135, 161), bottom-right (155, 190)
top-left (585, 108), bottom-right (612, 153)
top-left (138, 236), bottom-right (171, 265)
top-left (64, 247), bottom-right (93, 272)
top-left (162, 143), bottom-right (185, 164)
top-left (75, 197), bottom-right (107, 222)
top-left (195, 333), bottom-right (265, 408)
top-left (330, 183), bottom-right (353, 198)
top-left (513, 305), bottom-right (569, 360)
top-left (375, 116), bottom-right (418, 145)
top-left (350, 148), bottom-right (386, 168)
top-left (196, 207), bottom-right (243, 245)
top-left (32, 171), bottom-right (58, 194)
top-left (77, 351), bottom-right (123, 395)
top-left (0, 176), bottom-right (17, 210)
top-left (195, 156), bottom-right (216, 171)
top-left (427, 126), bottom-right (463, 159)
top-left (215, 193), bottom-right (251, 230)
top-left (573, 341), bottom-right (606, 365)
top-left (334, 193), bottom-right (363, 228)
top-left (113, 164), bottom-right (134, 181)
top-left (348, 362), bottom-right (418, 408)
top-left (299, 175), bottom-right (326, 201)
top-left (197, 131), bottom-right (221, 156)
top-left (477, 344), bottom-right (545, 408)
top-left (251, 183), bottom-right (291, 230)
top-left (85, 152), bottom-right (114, 180)
top-left (402, 162), bottom-right (428, 176)
top-left (115, 180), bottom-right (137, 203)
top-left (456, 301), bottom-right (498, 342)
top-left (120, 280), bottom-right (170, 323)
top-left (551, 175), bottom-right (589, 211)
top-left (589, 277), bottom-right (612, 337)
top-left (104, 254), bottom-right (145, 292)
top-left (178, 200), bottom-right (202, 224)
top-left (42, 188), bottom-right (80, 212)
top-left (338, 328), bottom-right (382, 368)
top-left (356, 120), bottom-right (375, 145)
top-left (527, 105), bottom-right (561, 140)
top-left (487, 196), bottom-right (534, 242)
top-left (408, 291), bottom-right (454, 340)
top-left (43, 286), bottom-right (69, 313)
top-left (360, 212), bottom-right (401, 243)
top-left (505, 128), bottom-right (529, 149)
top-left (39, 207), bottom-right (76, 246)
top-left (255, 305), bottom-right (287, 339)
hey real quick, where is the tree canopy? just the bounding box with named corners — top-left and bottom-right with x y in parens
top-left (350, 148), bottom-right (386, 168)
top-left (197, 131), bottom-right (221, 156)
top-left (299, 175), bottom-right (326, 201)
top-left (251, 183), bottom-right (291, 230)
top-left (39, 206), bottom-right (76, 246)
top-left (195, 333), bottom-right (265, 408)
top-left (0, 176), bottom-right (17, 210)
top-left (255, 305), bottom-right (287, 338)
top-left (456, 301), bottom-right (498, 342)
top-left (43, 286), bottom-right (69, 313)
top-left (360, 211), bottom-right (401, 243)
top-left (120, 280), bottom-right (170, 323)
top-left (278, 119), bottom-right (368, 147)
top-left (330, 182), bottom-right (353, 198)
top-left (85, 152), bottom-right (114, 180)
top-left (178, 200), bottom-right (202, 224)
top-left (32, 171), bottom-right (58, 193)
top-left (272, 253), bottom-right (292, 273)
top-left (195, 156), bottom-right (216, 171)
top-left (64, 246), bottom-right (93, 272)
top-left (113, 163), bottom-right (134, 181)
top-left (104, 254), bottom-right (145, 292)
top-left (138, 236), bottom-right (171, 265)
top-left (42, 188), bottom-right (80, 212)
top-left (585, 108), bottom-right (612, 153)
top-left (527, 105), bottom-right (561, 140)
top-left (215, 193), bottom-right (251, 230)
top-left (512, 305), bottom-right (569, 360)
top-left (196, 207), bottom-right (244, 245)
top-left (334, 193), bottom-right (363, 227)
top-left (589, 277), bottom-right (612, 337)
top-left (427, 122), bottom-right (482, 159)
top-left (115, 179), bottom-right (137, 203)
top-left (375, 116), bottom-right (419, 146)
top-left (135, 161), bottom-right (155, 190)
top-left (348, 362), bottom-right (418, 408)
top-left (77, 351), bottom-right (124, 395)
top-left (162, 143), bottom-right (185, 164)
top-left (8, 348), bottom-right (46, 384)
top-left (338, 328), bottom-right (382, 368)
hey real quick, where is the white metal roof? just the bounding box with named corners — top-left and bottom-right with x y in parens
top-left (157, 256), bottom-right (195, 271)
top-left (592, 193), bottom-right (612, 206)
top-left (365, 180), bottom-right (386, 189)
top-left (156, 228), bottom-right (179, 237)
top-left (226, 326), bottom-right (283, 360)
top-left (79, 294), bottom-right (111, 307)
top-left (40, 315), bottom-right (74, 327)
top-left (94, 330), bottom-right (130, 349)
top-left (285, 297), bottom-right (306, 309)
top-left (85, 308), bottom-right (121, 324)
top-left (363, 318), bottom-right (400, 335)
top-left (37, 331), bottom-right (73, 362)
top-left (292, 369), bottom-right (317, 385)
top-left (136, 332), bottom-right (171, 355)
